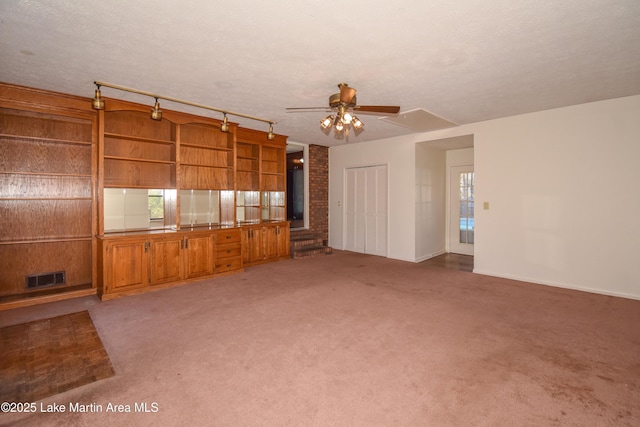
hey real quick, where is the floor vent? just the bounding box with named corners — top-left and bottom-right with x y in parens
top-left (26, 271), bottom-right (65, 289)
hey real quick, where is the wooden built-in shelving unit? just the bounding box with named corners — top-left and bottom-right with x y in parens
top-left (179, 122), bottom-right (234, 190)
top-left (0, 86), bottom-right (98, 308)
top-left (0, 82), bottom-right (290, 307)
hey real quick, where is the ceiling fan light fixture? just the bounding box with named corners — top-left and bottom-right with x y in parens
top-left (343, 111), bottom-right (353, 125)
top-left (285, 83), bottom-right (396, 141)
top-left (352, 115), bottom-right (364, 130)
top-left (320, 115), bottom-right (334, 129)
top-left (150, 98), bottom-right (162, 121)
top-left (333, 113), bottom-right (343, 129)
top-left (267, 123), bottom-right (275, 140)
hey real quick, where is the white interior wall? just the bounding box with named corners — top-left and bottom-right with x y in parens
top-left (472, 95), bottom-right (640, 299)
top-left (329, 136), bottom-right (416, 262)
top-left (415, 144), bottom-right (446, 261)
top-left (328, 94), bottom-right (640, 299)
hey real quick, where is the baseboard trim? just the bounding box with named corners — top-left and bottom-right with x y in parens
top-left (414, 250), bottom-right (447, 263)
top-left (0, 288), bottom-right (98, 311)
top-left (472, 269), bottom-right (640, 301)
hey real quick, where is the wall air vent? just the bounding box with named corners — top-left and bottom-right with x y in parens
top-left (25, 271), bottom-right (65, 289)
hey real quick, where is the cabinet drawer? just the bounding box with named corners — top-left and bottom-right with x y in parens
top-left (216, 244), bottom-right (241, 259)
top-left (215, 257), bottom-right (242, 273)
top-left (215, 230), bottom-right (241, 244)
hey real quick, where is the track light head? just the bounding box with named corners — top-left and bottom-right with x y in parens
top-left (221, 114), bottom-right (229, 132)
top-left (150, 98), bottom-right (162, 121)
top-left (92, 84), bottom-right (105, 110)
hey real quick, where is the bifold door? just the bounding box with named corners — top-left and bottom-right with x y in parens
top-left (344, 165), bottom-right (388, 257)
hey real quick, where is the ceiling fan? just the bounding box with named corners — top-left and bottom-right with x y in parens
top-left (286, 83), bottom-right (400, 139)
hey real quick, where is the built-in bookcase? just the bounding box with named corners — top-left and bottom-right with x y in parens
top-left (103, 110), bottom-right (176, 188)
top-left (236, 141), bottom-right (260, 190)
top-left (179, 122), bottom-right (234, 190)
top-left (0, 100), bottom-right (95, 301)
top-left (261, 145), bottom-right (285, 192)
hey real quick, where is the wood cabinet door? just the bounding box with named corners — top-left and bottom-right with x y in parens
top-left (241, 226), bottom-right (263, 264)
top-left (149, 238), bottom-right (183, 285)
top-left (263, 226), bottom-right (278, 260)
top-left (184, 235), bottom-right (213, 279)
top-left (277, 224), bottom-right (290, 258)
top-left (106, 240), bottom-right (148, 293)
top-left (251, 227), bottom-right (264, 263)
top-left (240, 228), bottom-right (251, 264)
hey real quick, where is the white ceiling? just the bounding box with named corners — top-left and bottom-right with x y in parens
top-left (1, 1), bottom-right (639, 147)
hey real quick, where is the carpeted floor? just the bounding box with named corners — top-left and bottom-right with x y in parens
top-left (0, 250), bottom-right (638, 426)
top-left (0, 311), bottom-right (114, 403)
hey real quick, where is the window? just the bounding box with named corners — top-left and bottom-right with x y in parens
top-left (148, 189), bottom-right (165, 220)
top-left (459, 172), bottom-right (474, 244)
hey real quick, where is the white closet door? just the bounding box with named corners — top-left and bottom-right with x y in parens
top-left (344, 165), bottom-right (387, 256)
top-left (345, 167), bottom-right (365, 252)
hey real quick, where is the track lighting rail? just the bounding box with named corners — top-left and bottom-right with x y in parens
top-left (93, 81), bottom-right (276, 138)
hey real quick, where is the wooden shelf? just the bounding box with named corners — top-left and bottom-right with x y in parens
top-left (0, 133), bottom-right (92, 146)
top-left (181, 163), bottom-right (232, 169)
top-left (0, 236), bottom-right (92, 245)
top-left (0, 197), bottom-right (92, 201)
top-left (1, 137), bottom-right (92, 175)
top-left (104, 155), bottom-right (175, 165)
top-left (104, 132), bottom-right (175, 145)
top-left (0, 171), bottom-right (92, 178)
top-left (181, 142), bottom-right (232, 151)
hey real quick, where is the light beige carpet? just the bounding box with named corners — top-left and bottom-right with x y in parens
top-left (1, 250), bottom-right (638, 426)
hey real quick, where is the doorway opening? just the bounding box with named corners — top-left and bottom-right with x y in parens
top-left (450, 165), bottom-right (474, 256)
top-left (286, 143), bottom-right (307, 230)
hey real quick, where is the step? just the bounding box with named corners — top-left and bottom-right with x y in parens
top-left (291, 245), bottom-right (333, 259)
top-left (289, 232), bottom-right (319, 241)
top-left (290, 237), bottom-right (325, 249)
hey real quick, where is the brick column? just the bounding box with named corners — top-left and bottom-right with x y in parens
top-left (308, 144), bottom-right (329, 244)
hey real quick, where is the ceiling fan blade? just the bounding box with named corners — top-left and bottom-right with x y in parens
top-left (354, 105), bottom-right (401, 114)
top-left (339, 84), bottom-right (357, 104)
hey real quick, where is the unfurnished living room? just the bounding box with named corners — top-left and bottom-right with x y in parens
top-left (1, 1), bottom-right (639, 426)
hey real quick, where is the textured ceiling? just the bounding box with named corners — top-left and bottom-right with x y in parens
top-left (1, 1), bottom-right (639, 146)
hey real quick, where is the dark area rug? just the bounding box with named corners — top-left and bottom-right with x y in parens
top-left (0, 310), bottom-right (114, 403)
